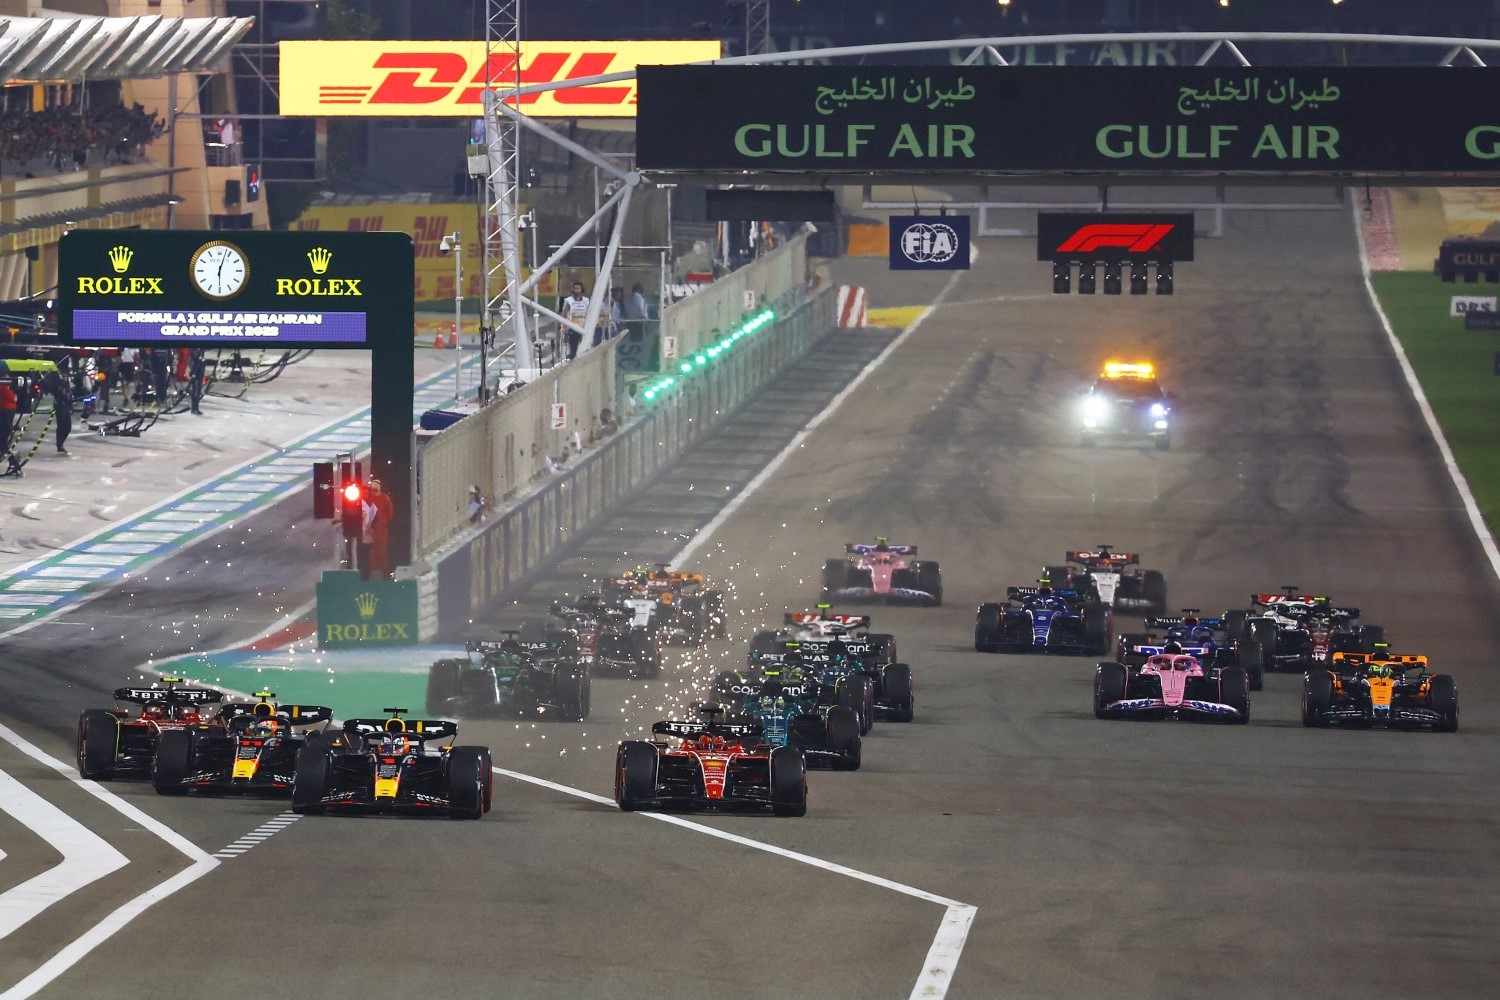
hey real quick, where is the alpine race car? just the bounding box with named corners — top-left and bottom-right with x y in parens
top-left (1094, 649), bottom-right (1250, 723)
top-left (1117, 610), bottom-right (1261, 690)
top-left (1078, 361), bottom-right (1173, 450)
top-left (602, 566), bottom-right (727, 644)
top-left (1225, 588), bottom-right (1385, 676)
top-left (822, 538), bottom-right (942, 606)
top-left (551, 598), bottom-right (661, 677)
top-left (1043, 546), bottom-right (1166, 613)
top-left (426, 636), bottom-right (590, 720)
top-left (731, 677), bottom-right (862, 771)
top-left (290, 709), bottom-right (492, 818)
top-left (974, 586), bottom-right (1111, 655)
top-left (151, 692), bottom-right (333, 796)
top-left (614, 705), bottom-right (807, 816)
top-left (1302, 650), bottom-right (1458, 731)
top-left (77, 678), bottom-right (226, 779)
top-left (748, 609), bottom-right (915, 724)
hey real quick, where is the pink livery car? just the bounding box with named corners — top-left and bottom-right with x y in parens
top-left (1093, 648), bottom-right (1249, 724)
top-left (821, 538), bottom-right (942, 606)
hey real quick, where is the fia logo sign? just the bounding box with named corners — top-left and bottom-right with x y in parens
top-left (889, 214), bottom-right (970, 271)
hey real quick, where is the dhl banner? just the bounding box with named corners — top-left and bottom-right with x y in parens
top-left (291, 202), bottom-right (556, 304)
top-left (279, 40), bottom-right (721, 118)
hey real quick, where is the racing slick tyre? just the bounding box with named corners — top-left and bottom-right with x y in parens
top-left (917, 562), bottom-right (943, 605)
top-left (426, 659), bottom-right (462, 715)
top-left (446, 747), bottom-right (492, 819)
top-left (1141, 570), bottom-right (1167, 614)
top-left (151, 727), bottom-right (196, 795)
top-left (1083, 603), bottom-right (1111, 655)
top-left (1218, 666), bottom-right (1250, 724)
top-left (291, 744), bottom-right (333, 814)
top-left (1222, 609), bottom-right (1248, 643)
top-left (77, 709), bottom-right (120, 779)
top-left (826, 707), bottom-right (862, 771)
top-left (630, 632), bottom-right (662, 679)
top-left (975, 603), bottom-right (1004, 653)
top-left (838, 675), bottom-right (874, 735)
top-left (1359, 625), bottom-right (1386, 654)
top-left (1302, 670), bottom-right (1335, 728)
top-left (1094, 662), bottom-right (1127, 719)
top-left (556, 665), bottom-right (591, 722)
top-left (1247, 619), bottom-right (1278, 673)
top-left (769, 746), bottom-right (808, 817)
top-left (882, 663), bottom-right (915, 722)
top-left (821, 559), bottom-right (846, 595)
top-left (615, 741), bottom-right (658, 811)
top-left (1428, 674), bottom-right (1459, 732)
top-left (1245, 661), bottom-right (1264, 692)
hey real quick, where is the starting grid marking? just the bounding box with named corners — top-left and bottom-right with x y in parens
top-left (212, 813), bottom-right (300, 859)
top-left (0, 358), bottom-right (481, 627)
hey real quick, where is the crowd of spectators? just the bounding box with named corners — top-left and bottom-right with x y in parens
top-left (0, 97), bottom-right (166, 174)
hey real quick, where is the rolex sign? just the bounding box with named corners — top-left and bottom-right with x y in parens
top-left (316, 570), bottom-right (420, 649)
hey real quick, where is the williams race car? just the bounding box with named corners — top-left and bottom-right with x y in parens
top-left (974, 586), bottom-right (1111, 656)
top-left (1043, 546), bottom-right (1167, 613)
top-left (426, 636), bottom-right (590, 720)
top-left (614, 705), bottom-right (807, 815)
top-left (1302, 650), bottom-right (1458, 731)
top-left (822, 538), bottom-right (942, 606)
top-left (1094, 647), bottom-right (1250, 723)
top-left (77, 678), bottom-right (225, 779)
top-left (1117, 610), bottom-right (1261, 690)
top-left (291, 709), bottom-right (493, 818)
top-left (1079, 361), bottom-right (1173, 450)
top-left (1225, 588), bottom-right (1385, 676)
top-left (151, 692), bottom-right (333, 796)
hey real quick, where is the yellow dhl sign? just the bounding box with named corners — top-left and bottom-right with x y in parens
top-left (279, 40), bottom-right (721, 118)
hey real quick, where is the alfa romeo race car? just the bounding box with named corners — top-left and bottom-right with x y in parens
top-left (1302, 650), bottom-right (1458, 731)
top-left (77, 678), bottom-right (226, 779)
top-left (821, 538), bottom-right (942, 606)
top-left (551, 598), bottom-right (661, 677)
top-left (1117, 610), bottom-right (1260, 690)
top-left (732, 677), bottom-right (862, 771)
top-left (974, 586), bottom-right (1111, 655)
top-left (426, 636), bottom-right (589, 720)
top-left (291, 709), bottom-right (492, 818)
top-left (1043, 546), bottom-right (1166, 613)
top-left (1078, 361), bottom-right (1173, 450)
top-left (602, 566), bottom-right (727, 645)
top-left (614, 705), bottom-right (807, 815)
top-left (747, 609), bottom-right (915, 724)
top-left (151, 692), bottom-right (333, 796)
top-left (1225, 588), bottom-right (1385, 676)
top-left (1094, 649), bottom-right (1250, 723)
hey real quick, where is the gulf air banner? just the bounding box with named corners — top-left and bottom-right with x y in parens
top-left (279, 40), bottom-right (721, 118)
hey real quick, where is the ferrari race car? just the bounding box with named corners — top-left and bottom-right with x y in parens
top-left (731, 677), bottom-right (862, 771)
top-left (1078, 361), bottom-right (1173, 450)
top-left (1118, 610), bottom-right (1261, 690)
top-left (151, 692), bottom-right (333, 796)
top-left (551, 598), bottom-right (661, 677)
top-left (974, 586), bottom-right (1111, 655)
top-left (1043, 546), bottom-right (1166, 613)
top-left (77, 678), bottom-right (225, 779)
top-left (602, 566), bottom-right (727, 644)
top-left (1094, 650), bottom-right (1250, 723)
top-left (426, 636), bottom-right (590, 720)
top-left (1302, 650), bottom-right (1457, 731)
top-left (746, 610), bottom-right (915, 725)
top-left (291, 709), bottom-right (492, 818)
top-left (821, 538), bottom-right (942, 606)
top-left (614, 705), bottom-right (807, 815)
top-left (1225, 588), bottom-right (1385, 676)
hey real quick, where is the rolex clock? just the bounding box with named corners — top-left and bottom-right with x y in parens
top-left (189, 240), bottom-right (249, 300)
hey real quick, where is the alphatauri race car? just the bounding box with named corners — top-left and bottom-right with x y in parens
top-left (1118, 610), bottom-right (1261, 690)
top-left (1225, 588), bottom-right (1385, 676)
top-left (822, 538), bottom-right (942, 606)
top-left (77, 678), bottom-right (225, 779)
top-left (1302, 650), bottom-right (1457, 731)
top-left (426, 637), bottom-right (590, 720)
top-left (1094, 648), bottom-right (1250, 723)
top-left (974, 586), bottom-right (1111, 655)
top-left (151, 692), bottom-right (332, 796)
top-left (1043, 546), bottom-right (1166, 613)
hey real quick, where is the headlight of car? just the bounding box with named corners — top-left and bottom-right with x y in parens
top-left (1082, 397), bottom-right (1107, 424)
top-left (1149, 402), bottom-right (1167, 417)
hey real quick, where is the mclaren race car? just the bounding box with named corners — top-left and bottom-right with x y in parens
top-left (974, 585), bottom-right (1112, 655)
top-left (1079, 361), bottom-right (1173, 450)
top-left (602, 565), bottom-right (727, 644)
top-left (291, 709), bottom-right (493, 818)
top-left (77, 678), bottom-right (225, 779)
top-left (1302, 650), bottom-right (1458, 731)
top-left (821, 538), bottom-right (942, 606)
top-left (1225, 588), bottom-right (1385, 676)
top-left (1118, 610), bottom-right (1260, 690)
top-left (151, 692), bottom-right (333, 796)
top-left (426, 636), bottom-right (590, 720)
top-left (1094, 648), bottom-right (1250, 723)
top-left (1043, 546), bottom-right (1166, 613)
top-left (614, 705), bottom-right (807, 816)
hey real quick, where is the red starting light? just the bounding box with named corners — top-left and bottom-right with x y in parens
top-left (343, 482), bottom-right (362, 503)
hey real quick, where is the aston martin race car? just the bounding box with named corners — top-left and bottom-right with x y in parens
top-left (602, 565), bottom-right (727, 644)
top-left (1302, 650), bottom-right (1457, 731)
top-left (746, 608), bottom-right (915, 724)
top-left (614, 705), bottom-right (807, 815)
top-left (77, 678), bottom-right (226, 779)
top-left (821, 538), bottom-right (942, 606)
top-left (732, 677), bottom-right (862, 771)
top-left (291, 709), bottom-right (492, 818)
top-left (974, 585), bottom-right (1111, 655)
top-left (151, 692), bottom-right (333, 796)
top-left (1225, 588), bottom-right (1385, 676)
top-left (1117, 610), bottom-right (1261, 690)
top-left (1078, 361), bottom-right (1173, 450)
top-left (426, 636), bottom-right (590, 720)
top-left (1043, 546), bottom-right (1166, 613)
top-left (1094, 649), bottom-right (1249, 723)
top-left (551, 598), bottom-right (661, 677)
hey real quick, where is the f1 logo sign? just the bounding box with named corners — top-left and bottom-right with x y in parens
top-left (1036, 213), bottom-right (1195, 263)
top-left (1056, 224), bottom-right (1175, 254)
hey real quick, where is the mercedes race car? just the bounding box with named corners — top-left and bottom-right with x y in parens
top-left (974, 586), bottom-right (1111, 655)
top-left (291, 709), bottom-right (492, 818)
top-left (821, 538), bottom-right (942, 606)
top-left (746, 609), bottom-right (915, 725)
top-left (1225, 588), bottom-right (1385, 676)
top-left (77, 678), bottom-right (225, 779)
top-left (731, 677), bottom-right (862, 771)
top-left (602, 566), bottom-right (727, 645)
top-left (1118, 610), bottom-right (1261, 690)
top-left (151, 692), bottom-right (333, 796)
top-left (551, 598), bottom-right (661, 678)
top-left (614, 705), bottom-right (807, 815)
top-left (1043, 546), bottom-right (1166, 613)
top-left (1094, 650), bottom-right (1250, 723)
top-left (426, 636), bottom-right (589, 720)
top-left (1302, 650), bottom-right (1457, 731)
top-left (1078, 361), bottom-right (1173, 450)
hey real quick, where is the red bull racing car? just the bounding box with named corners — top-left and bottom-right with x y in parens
top-left (151, 692), bottom-right (333, 796)
top-left (821, 538), bottom-right (942, 606)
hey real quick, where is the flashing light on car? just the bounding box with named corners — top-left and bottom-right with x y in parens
top-left (1102, 361), bottom-right (1154, 380)
top-left (1149, 402), bottom-right (1167, 417)
top-left (1154, 420), bottom-right (1169, 429)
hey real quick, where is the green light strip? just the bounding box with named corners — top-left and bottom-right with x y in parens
top-left (642, 308), bottom-right (776, 402)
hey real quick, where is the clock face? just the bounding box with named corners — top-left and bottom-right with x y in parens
top-left (190, 241), bottom-right (249, 300)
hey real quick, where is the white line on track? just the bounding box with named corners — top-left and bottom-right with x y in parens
top-left (1353, 200), bottom-right (1500, 583)
top-left (213, 813), bottom-right (301, 859)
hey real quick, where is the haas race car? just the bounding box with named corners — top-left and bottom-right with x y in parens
top-left (151, 692), bottom-right (333, 796)
top-left (426, 636), bottom-right (590, 720)
top-left (974, 585), bottom-right (1112, 656)
top-left (77, 678), bottom-right (225, 779)
top-left (615, 705), bottom-right (807, 815)
top-left (1225, 588), bottom-right (1385, 676)
top-left (1043, 546), bottom-right (1166, 613)
top-left (1118, 610), bottom-right (1261, 691)
top-left (1094, 645), bottom-right (1250, 724)
top-left (822, 538), bottom-right (942, 606)
top-left (1303, 650), bottom-right (1458, 731)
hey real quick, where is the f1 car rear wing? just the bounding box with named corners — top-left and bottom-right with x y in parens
top-left (652, 720), bottom-right (762, 740)
top-left (1332, 652), bottom-right (1428, 668)
top-left (1251, 592), bottom-right (1328, 607)
top-left (1144, 615), bottom-right (1224, 630)
top-left (220, 703), bottom-right (332, 726)
top-left (1068, 549), bottom-right (1139, 566)
top-left (847, 542), bottom-right (916, 555)
top-left (113, 686), bottom-right (224, 705)
top-left (1007, 586), bottom-right (1081, 600)
top-left (785, 612), bottom-right (872, 629)
top-left (343, 718), bottom-right (459, 741)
